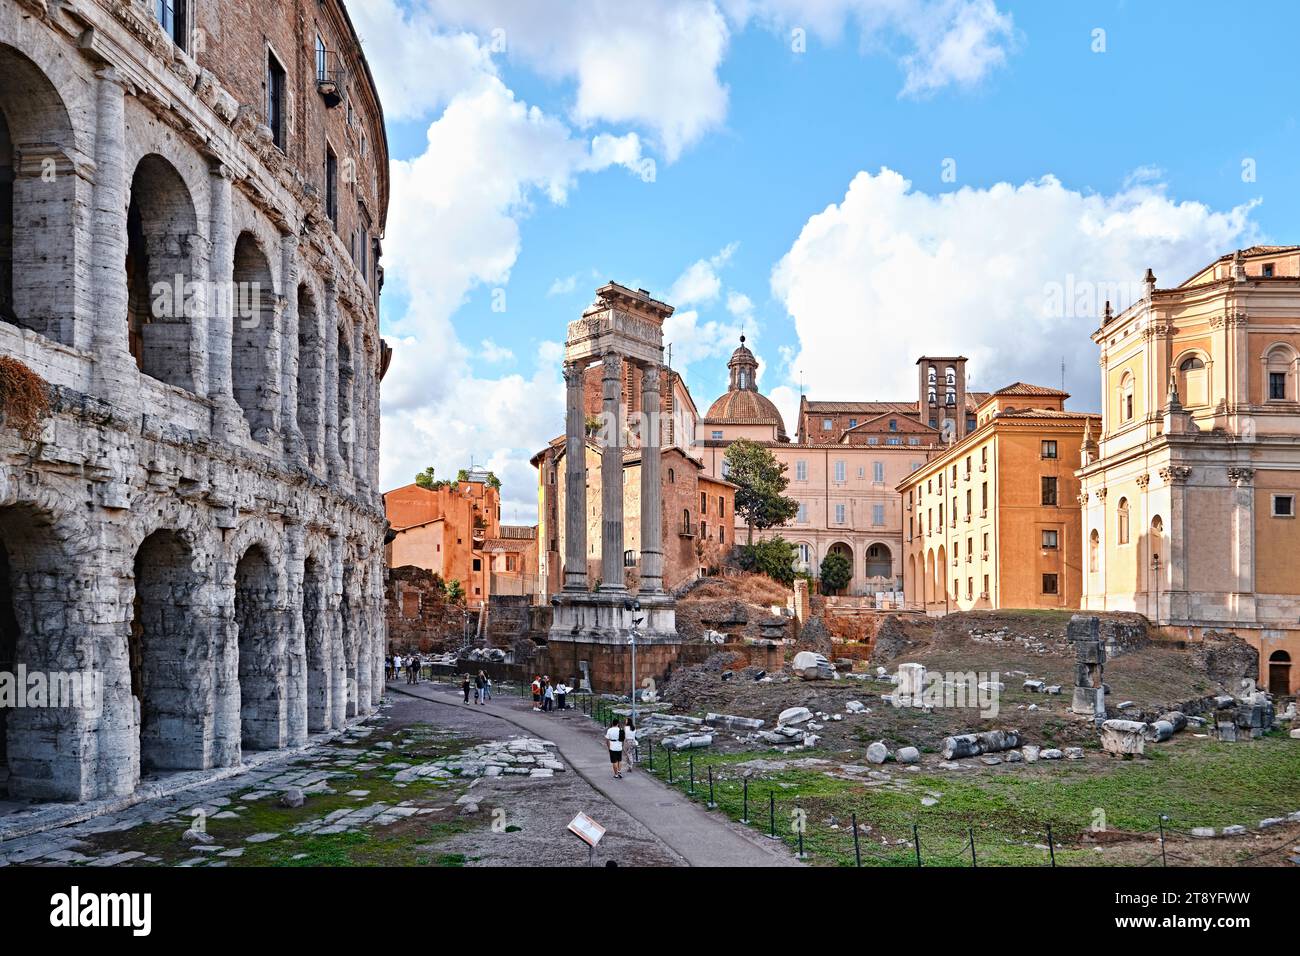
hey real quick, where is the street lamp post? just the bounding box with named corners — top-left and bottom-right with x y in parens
top-left (625, 598), bottom-right (643, 722)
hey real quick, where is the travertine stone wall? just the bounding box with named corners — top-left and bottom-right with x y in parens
top-left (0, 0), bottom-right (389, 802)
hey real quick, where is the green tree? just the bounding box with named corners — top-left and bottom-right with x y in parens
top-left (736, 536), bottom-right (797, 587)
top-left (446, 579), bottom-right (465, 604)
top-left (724, 438), bottom-right (799, 544)
top-left (819, 549), bottom-right (852, 595)
top-left (415, 466), bottom-right (436, 489)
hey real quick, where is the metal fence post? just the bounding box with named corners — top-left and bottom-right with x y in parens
top-left (969, 828), bottom-right (977, 868)
top-left (741, 778), bottom-right (749, 824)
top-left (913, 824), bottom-right (922, 867)
top-left (852, 812), bottom-right (862, 867)
top-left (707, 766), bottom-right (716, 809)
top-left (1159, 815), bottom-right (1168, 868)
top-left (688, 753), bottom-right (695, 796)
top-left (1047, 823), bottom-right (1056, 867)
top-left (667, 749), bottom-right (673, 784)
top-left (647, 738), bottom-right (654, 771)
top-left (769, 791), bottom-right (776, 839)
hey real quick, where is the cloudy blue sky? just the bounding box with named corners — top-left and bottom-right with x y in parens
top-left (351, 0), bottom-right (1299, 522)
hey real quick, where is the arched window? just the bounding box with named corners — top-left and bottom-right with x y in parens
top-left (944, 366), bottom-right (957, 407)
top-left (1088, 529), bottom-right (1099, 572)
top-left (232, 232), bottom-right (277, 440)
top-left (1119, 372), bottom-right (1135, 423)
top-left (1117, 497), bottom-right (1130, 545)
top-left (927, 365), bottom-right (938, 406)
top-left (682, 509), bottom-right (691, 534)
top-left (126, 155), bottom-right (200, 390)
top-left (1265, 345), bottom-right (1296, 402)
top-left (1177, 354), bottom-right (1207, 407)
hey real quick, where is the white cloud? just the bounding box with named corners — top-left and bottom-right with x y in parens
top-left (771, 167), bottom-right (1260, 410)
top-left (422, 0), bottom-right (732, 161)
top-left (669, 243), bottom-right (739, 306)
top-left (722, 0), bottom-right (1018, 97)
top-left (349, 0), bottom-right (498, 120)
top-left (547, 274), bottom-right (579, 297)
top-left (479, 339), bottom-right (515, 363)
top-left (377, 75), bottom-right (645, 519)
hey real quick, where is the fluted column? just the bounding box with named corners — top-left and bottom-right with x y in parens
top-left (639, 363), bottom-right (664, 594)
top-left (600, 351), bottom-right (626, 591)
top-left (89, 68), bottom-right (135, 393)
top-left (563, 361), bottom-right (588, 591)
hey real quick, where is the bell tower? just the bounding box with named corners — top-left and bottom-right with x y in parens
top-left (917, 356), bottom-right (970, 442)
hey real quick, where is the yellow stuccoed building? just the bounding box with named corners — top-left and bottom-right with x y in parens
top-left (898, 384), bottom-right (1099, 614)
top-left (1079, 246), bottom-right (1300, 695)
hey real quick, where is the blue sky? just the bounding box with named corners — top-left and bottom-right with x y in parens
top-left (353, 0), bottom-right (1294, 521)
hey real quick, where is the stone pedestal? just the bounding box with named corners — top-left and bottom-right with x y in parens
top-left (547, 580), bottom-right (678, 693)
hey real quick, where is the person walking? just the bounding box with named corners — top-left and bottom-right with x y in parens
top-left (531, 675), bottom-right (542, 709)
top-left (623, 716), bottom-right (637, 771)
top-left (461, 673), bottom-right (471, 703)
top-left (605, 718), bottom-right (624, 778)
top-left (475, 670), bottom-right (487, 705)
top-left (555, 681), bottom-right (567, 711)
top-left (392, 653), bottom-right (401, 682)
top-left (484, 676), bottom-right (492, 702)
top-left (542, 678), bottom-right (555, 713)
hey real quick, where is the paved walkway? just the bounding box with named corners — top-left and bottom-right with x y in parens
top-left (388, 681), bottom-right (800, 867)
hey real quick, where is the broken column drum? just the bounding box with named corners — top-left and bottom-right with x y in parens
top-left (1068, 615), bottom-right (1106, 719)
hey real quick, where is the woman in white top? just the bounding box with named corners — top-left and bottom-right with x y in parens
top-left (605, 719), bottom-right (624, 778)
top-left (622, 717), bottom-right (637, 771)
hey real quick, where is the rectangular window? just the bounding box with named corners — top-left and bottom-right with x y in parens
top-left (156, 0), bottom-right (187, 48)
top-left (711, 430), bottom-right (723, 440)
top-left (867, 436), bottom-right (879, 445)
top-left (967, 577), bottom-right (973, 600)
top-left (1041, 476), bottom-right (1058, 506)
top-left (718, 495), bottom-right (725, 515)
top-left (965, 489), bottom-right (971, 515)
top-left (795, 460), bottom-right (807, 482)
top-left (719, 525), bottom-right (725, 544)
top-left (981, 482), bottom-right (988, 510)
top-left (908, 436), bottom-right (920, 446)
top-left (1269, 371), bottom-right (1287, 400)
top-left (872, 504), bottom-right (884, 526)
top-left (887, 437), bottom-right (901, 445)
top-left (1263, 262), bottom-right (1276, 277)
top-left (316, 35), bottom-right (328, 82)
top-left (823, 418), bottom-right (833, 430)
top-left (982, 574), bottom-right (989, 597)
top-left (834, 460), bottom-right (846, 483)
top-left (1041, 440), bottom-right (1058, 459)
top-left (472, 558), bottom-right (482, 572)
top-left (701, 492), bottom-right (708, 514)
top-left (1042, 573), bottom-right (1059, 595)
top-left (325, 144), bottom-right (338, 227)
top-left (834, 503), bottom-right (846, 525)
top-left (872, 461), bottom-right (884, 483)
top-left (1042, 529), bottom-right (1059, 550)
top-left (848, 418), bottom-right (858, 428)
top-left (857, 466), bottom-right (865, 479)
top-left (797, 502), bottom-right (808, 524)
top-left (267, 51), bottom-right (287, 151)
top-left (889, 419), bottom-right (898, 432)
top-left (1273, 494), bottom-right (1295, 518)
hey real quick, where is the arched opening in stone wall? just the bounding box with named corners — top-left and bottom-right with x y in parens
top-left (0, 107), bottom-right (12, 323)
top-left (235, 544), bottom-right (281, 750)
top-left (296, 285), bottom-right (323, 468)
top-left (232, 232), bottom-right (276, 441)
top-left (0, 44), bottom-right (78, 344)
top-left (126, 154), bottom-right (199, 390)
top-left (1269, 650), bottom-right (1292, 696)
top-left (865, 543), bottom-right (893, 581)
top-left (0, 535), bottom-right (15, 785)
top-left (337, 324), bottom-right (353, 467)
top-left (303, 555), bottom-right (330, 731)
top-left (132, 529), bottom-right (207, 771)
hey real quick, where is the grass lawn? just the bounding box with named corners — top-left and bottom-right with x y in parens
top-left (636, 731), bottom-right (1300, 867)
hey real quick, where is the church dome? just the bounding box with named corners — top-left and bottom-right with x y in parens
top-left (703, 336), bottom-right (788, 441)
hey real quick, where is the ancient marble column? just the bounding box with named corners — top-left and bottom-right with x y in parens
top-left (89, 68), bottom-right (134, 392)
top-left (639, 363), bottom-right (664, 594)
top-left (563, 361), bottom-right (588, 591)
top-left (600, 351), bottom-right (626, 591)
top-left (279, 234), bottom-right (306, 464)
top-left (207, 161), bottom-right (242, 440)
top-left (324, 280), bottom-right (345, 479)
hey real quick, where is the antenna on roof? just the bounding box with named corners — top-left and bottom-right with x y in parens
top-left (799, 370), bottom-right (804, 398)
top-left (1060, 357), bottom-right (1066, 392)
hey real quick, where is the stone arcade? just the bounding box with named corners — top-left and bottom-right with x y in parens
top-left (0, 0), bottom-right (389, 801)
top-left (548, 284), bottom-right (681, 692)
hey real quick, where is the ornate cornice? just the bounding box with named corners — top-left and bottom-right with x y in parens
top-left (1159, 465), bottom-right (1191, 484)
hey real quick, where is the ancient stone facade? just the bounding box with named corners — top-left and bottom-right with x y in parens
top-left (0, 0), bottom-right (388, 801)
